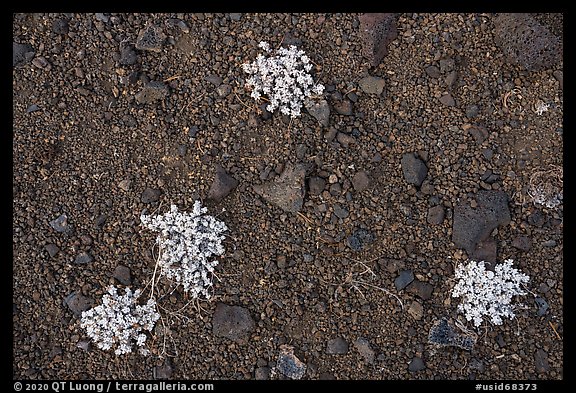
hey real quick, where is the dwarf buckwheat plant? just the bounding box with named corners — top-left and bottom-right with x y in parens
top-left (242, 41), bottom-right (324, 118)
top-left (451, 259), bottom-right (530, 328)
top-left (140, 201), bottom-right (227, 299)
top-left (80, 286), bottom-right (160, 355)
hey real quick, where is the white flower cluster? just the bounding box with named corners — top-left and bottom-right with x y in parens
top-left (140, 201), bottom-right (227, 299)
top-left (80, 286), bottom-right (160, 355)
top-left (451, 259), bottom-right (530, 328)
top-left (242, 41), bottom-right (325, 118)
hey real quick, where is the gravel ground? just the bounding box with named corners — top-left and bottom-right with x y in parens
top-left (13, 13), bottom-right (563, 380)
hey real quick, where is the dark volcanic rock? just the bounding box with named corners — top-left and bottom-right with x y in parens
top-left (428, 317), bottom-right (475, 351)
top-left (358, 13), bottom-right (399, 67)
top-left (427, 205), bottom-right (445, 225)
top-left (13, 42), bottom-right (35, 67)
top-left (113, 265), bottom-right (132, 285)
top-left (141, 187), bottom-right (162, 203)
top-left (471, 237), bottom-right (497, 264)
top-left (512, 235), bottom-right (532, 251)
top-left (277, 344), bottom-right (306, 380)
top-left (394, 270), bottom-right (414, 291)
top-left (407, 280), bottom-right (434, 300)
top-left (135, 81), bottom-right (169, 104)
top-left (153, 359), bottom-right (173, 379)
top-left (64, 292), bottom-right (92, 316)
top-left (45, 244), bottom-right (60, 258)
top-left (354, 337), bottom-right (376, 364)
top-left (401, 153), bottom-right (428, 187)
top-left (212, 303), bottom-right (255, 342)
top-left (207, 164), bottom-right (238, 202)
top-left (305, 99), bottom-right (330, 127)
top-left (352, 170), bottom-right (371, 192)
top-left (253, 163), bottom-right (306, 213)
top-left (50, 214), bottom-right (72, 234)
top-left (534, 349), bottom-right (550, 373)
top-left (326, 337), bottom-right (349, 354)
top-left (308, 176), bottom-right (326, 196)
top-left (347, 228), bottom-right (374, 251)
top-left (119, 42), bottom-right (138, 65)
top-left (408, 357), bottom-right (426, 372)
top-left (358, 76), bottom-right (386, 95)
top-left (135, 24), bottom-right (166, 52)
top-left (494, 13), bottom-right (562, 71)
top-left (452, 190), bottom-right (511, 255)
top-left (74, 252), bottom-right (93, 265)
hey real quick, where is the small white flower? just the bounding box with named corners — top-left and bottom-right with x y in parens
top-left (451, 259), bottom-right (529, 328)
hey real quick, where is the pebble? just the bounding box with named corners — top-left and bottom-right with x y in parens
top-left (52, 19), bottom-right (69, 35)
top-left (50, 214), bottom-right (71, 233)
top-left (32, 56), bottom-right (50, 69)
top-left (511, 235), bottom-right (532, 251)
top-left (326, 337), bottom-right (349, 354)
top-left (439, 93), bottom-right (455, 107)
top-left (358, 76), bottom-right (386, 95)
top-left (351, 171), bottom-right (370, 192)
top-left (153, 360), bottom-right (173, 379)
top-left (407, 301), bottom-right (424, 320)
top-left (45, 244), bottom-right (60, 258)
top-left (466, 104), bottom-right (480, 118)
top-left (135, 23), bottom-right (166, 52)
top-left (135, 81), bottom-right (169, 104)
top-left (427, 205), bottom-right (445, 225)
top-left (407, 280), bottom-right (434, 300)
top-left (64, 292), bottom-right (92, 316)
top-left (333, 204), bottom-right (349, 219)
top-left (119, 42), bottom-right (138, 66)
top-left (408, 357), bottom-right (426, 372)
top-left (308, 176), bottom-right (326, 196)
top-left (26, 104), bottom-right (40, 113)
top-left (471, 237), bottom-right (497, 264)
top-left (74, 252), bottom-right (93, 264)
top-left (425, 65), bottom-right (441, 78)
top-left (253, 163), bottom-right (306, 213)
top-left (401, 153), bottom-right (428, 187)
top-left (333, 100), bottom-right (353, 115)
top-left (277, 344), bottom-right (306, 380)
top-left (534, 349), bottom-right (550, 373)
top-left (13, 42), bottom-right (35, 67)
top-left (452, 190), bottom-right (511, 255)
top-left (113, 265), bottom-right (132, 285)
top-left (254, 367), bottom-right (270, 380)
top-left (141, 187), bottom-right (162, 203)
top-left (535, 297), bottom-right (549, 316)
top-left (353, 337), bottom-right (375, 364)
top-left (304, 99), bottom-right (330, 127)
top-left (346, 228), bottom-right (374, 251)
top-left (212, 303), bottom-right (255, 343)
top-left (336, 132), bottom-right (355, 147)
top-left (394, 270), bottom-right (414, 291)
top-left (467, 124), bottom-right (489, 144)
top-left (118, 179), bottom-right (132, 191)
top-left (207, 164), bottom-right (238, 202)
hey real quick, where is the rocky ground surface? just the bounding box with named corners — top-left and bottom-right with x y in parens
top-left (13, 13), bottom-right (563, 380)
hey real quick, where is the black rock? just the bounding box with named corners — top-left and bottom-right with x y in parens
top-left (512, 235), bottom-right (532, 251)
top-left (401, 153), bottom-right (428, 187)
top-left (253, 163), bottom-right (306, 213)
top-left (428, 317), bottom-right (475, 351)
top-left (408, 357), bottom-right (426, 372)
top-left (326, 337), bottom-right (349, 354)
top-left (27, 104), bottom-right (41, 113)
top-left (394, 270), bottom-right (414, 291)
top-left (308, 176), bottom-right (326, 196)
top-left (153, 359), bottom-right (173, 379)
top-left (212, 303), bottom-right (255, 342)
top-left (358, 13), bottom-right (398, 67)
top-left (52, 18), bottom-right (69, 35)
top-left (119, 42), bottom-right (138, 66)
top-left (255, 367), bottom-right (270, 380)
top-left (141, 187), bottom-right (162, 203)
top-left (527, 210), bottom-right (546, 227)
top-left (135, 81), bottom-right (169, 104)
top-left (113, 265), bottom-right (132, 285)
top-left (333, 204), bottom-right (349, 219)
top-left (425, 65), bottom-right (441, 78)
top-left (534, 349), bottom-right (550, 373)
top-left (495, 334), bottom-right (506, 348)
top-left (535, 297), bottom-right (549, 316)
top-left (64, 292), bottom-right (92, 316)
top-left (205, 74), bottom-right (223, 86)
top-left (468, 125), bottom-right (489, 144)
top-left (452, 190), bottom-right (511, 255)
top-left (439, 93), bottom-right (455, 107)
top-left (207, 164), bottom-right (238, 202)
top-left (466, 104), bottom-right (480, 119)
top-left (135, 24), bottom-right (165, 52)
top-left (277, 345), bottom-right (306, 380)
top-left (471, 237), bottom-right (497, 264)
top-left (45, 244), bottom-right (60, 258)
top-left (74, 252), bottom-right (93, 264)
top-left (352, 171), bottom-right (371, 192)
top-left (305, 99), bottom-right (330, 127)
top-left (50, 214), bottom-right (72, 234)
top-left (347, 228), bottom-right (374, 251)
top-left (494, 13), bottom-right (562, 71)
top-left (427, 205), bottom-right (445, 225)
top-left (354, 337), bottom-right (376, 364)
top-left (406, 280), bottom-right (434, 300)
top-left (358, 76), bottom-right (386, 95)
top-left (336, 132), bottom-right (356, 147)
top-left (333, 100), bottom-right (353, 115)
top-left (13, 42), bottom-right (35, 67)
